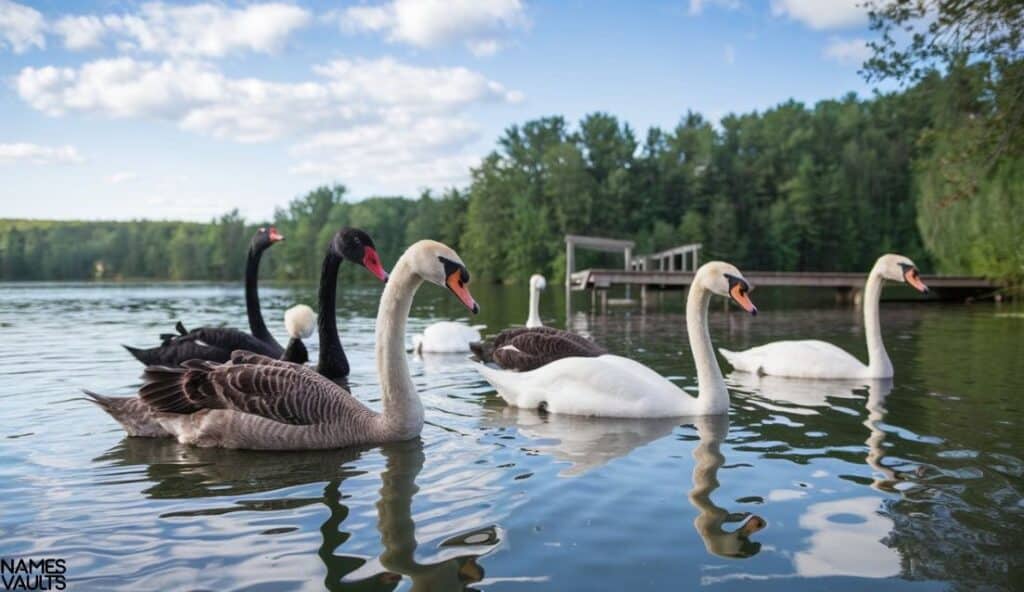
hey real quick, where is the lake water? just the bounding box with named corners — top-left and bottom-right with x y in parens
top-left (0, 281), bottom-right (1021, 591)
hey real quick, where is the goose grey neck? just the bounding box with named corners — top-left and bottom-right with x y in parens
top-left (375, 257), bottom-right (424, 440)
top-left (686, 281), bottom-right (729, 414)
top-left (863, 269), bottom-right (892, 377)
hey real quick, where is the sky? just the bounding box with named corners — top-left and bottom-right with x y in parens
top-left (0, 0), bottom-right (883, 222)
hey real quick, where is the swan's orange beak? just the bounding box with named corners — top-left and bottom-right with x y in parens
top-left (730, 282), bottom-right (757, 315)
top-left (447, 270), bottom-right (479, 314)
top-left (268, 227), bottom-right (284, 242)
top-left (362, 247), bottom-right (389, 282)
top-left (903, 266), bottom-right (929, 294)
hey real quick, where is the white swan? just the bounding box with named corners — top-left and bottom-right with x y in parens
top-left (412, 321), bottom-right (484, 353)
top-left (719, 254), bottom-right (929, 379)
top-left (525, 273), bottom-right (546, 328)
top-left (473, 261), bottom-right (757, 418)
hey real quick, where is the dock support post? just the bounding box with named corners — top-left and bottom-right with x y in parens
top-left (565, 241), bottom-right (575, 321)
top-left (624, 246), bottom-right (632, 301)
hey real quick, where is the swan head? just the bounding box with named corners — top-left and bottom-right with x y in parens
top-left (530, 274), bottom-right (547, 291)
top-left (407, 240), bottom-right (480, 314)
top-left (251, 226), bottom-right (284, 250)
top-left (872, 254), bottom-right (929, 294)
top-left (332, 228), bottom-right (389, 282)
top-left (695, 261), bottom-right (757, 315)
top-left (284, 304), bottom-right (316, 339)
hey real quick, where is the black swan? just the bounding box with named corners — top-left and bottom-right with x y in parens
top-left (123, 226), bottom-right (286, 365)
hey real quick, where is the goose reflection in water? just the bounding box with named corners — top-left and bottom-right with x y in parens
top-left (482, 406), bottom-right (766, 558)
top-left (93, 439), bottom-right (502, 591)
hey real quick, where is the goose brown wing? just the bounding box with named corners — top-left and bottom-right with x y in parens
top-left (486, 327), bottom-right (607, 372)
top-left (140, 357), bottom-right (368, 425)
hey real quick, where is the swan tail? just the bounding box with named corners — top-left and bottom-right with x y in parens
top-left (82, 389), bottom-right (171, 437)
top-left (718, 347), bottom-right (761, 374)
top-left (139, 366), bottom-right (203, 414)
top-left (123, 344), bottom-right (162, 366)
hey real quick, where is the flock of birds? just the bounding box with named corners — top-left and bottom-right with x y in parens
top-left (87, 226), bottom-right (929, 451)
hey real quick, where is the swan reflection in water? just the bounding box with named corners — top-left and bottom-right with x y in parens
top-left (483, 406), bottom-right (766, 558)
top-left (689, 414), bottom-right (766, 558)
top-left (720, 375), bottom-right (906, 579)
top-left (94, 439), bottom-right (502, 591)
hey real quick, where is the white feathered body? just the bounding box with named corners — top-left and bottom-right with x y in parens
top-left (475, 354), bottom-right (702, 418)
top-left (720, 340), bottom-right (870, 379)
top-left (413, 321), bottom-right (483, 353)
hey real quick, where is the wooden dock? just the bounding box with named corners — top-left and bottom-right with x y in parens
top-left (561, 235), bottom-right (998, 308)
top-left (570, 268), bottom-right (997, 302)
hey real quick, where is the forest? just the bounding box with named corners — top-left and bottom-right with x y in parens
top-left (1, 61), bottom-right (1021, 287)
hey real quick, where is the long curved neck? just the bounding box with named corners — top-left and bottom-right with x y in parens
top-left (245, 244), bottom-right (275, 344)
top-left (686, 282), bottom-right (729, 414)
top-left (374, 257), bottom-right (423, 440)
top-left (863, 270), bottom-right (892, 377)
top-left (317, 251), bottom-right (348, 378)
top-left (526, 285), bottom-right (542, 327)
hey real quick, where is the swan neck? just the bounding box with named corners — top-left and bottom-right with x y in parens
top-left (376, 444), bottom-right (425, 574)
top-left (244, 244), bottom-right (274, 344)
top-left (375, 257), bottom-right (423, 439)
top-left (863, 270), bottom-right (891, 377)
top-left (317, 251), bottom-right (347, 377)
top-left (526, 285), bottom-right (543, 327)
top-left (686, 282), bottom-right (729, 414)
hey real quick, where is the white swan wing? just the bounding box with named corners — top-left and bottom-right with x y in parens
top-left (720, 340), bottom-right (867, 379)
top-left (475, 354), bottom-right (696, 418)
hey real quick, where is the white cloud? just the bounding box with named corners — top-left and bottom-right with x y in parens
top-left (50, 2), bottom-right (311, 57)
top-left (107, 171), bottom-right (138, 184)
top-left (724, 43), bottom-right (735, 64)
top-left (824, 36), bottom-right (871, 64)
top-left (689, 0), bottom-right (742, 16)
top-left (339, 0), bottom-right (528, 55)
top-left (0, 0), bottom-right (44, 53)
top-left (53, 15), bottom-right (106, 50)
top-left (771, 0), bottom-right (866, 30)
top-left (0, 143), bottom-right (84, 165)
top-left (17, 56), bottom-right (521, 192)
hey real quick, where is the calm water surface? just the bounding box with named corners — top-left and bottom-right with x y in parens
top-left (0, 281), bottom-right (1021, 591)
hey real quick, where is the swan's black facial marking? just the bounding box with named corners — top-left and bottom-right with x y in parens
top-left (898, 262), bottom-right (929, 294)
top-left (725, 273), bottom-right (749, 294)
top-left (439, 256), bottom-right (470, 284)
top-left (439, 256), bottom-right (479, 314)
top-left (725, 273), bottom-right (757, 315)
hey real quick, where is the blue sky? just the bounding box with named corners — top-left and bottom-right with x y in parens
top-left (1, 0), bottom-right (881, 221)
